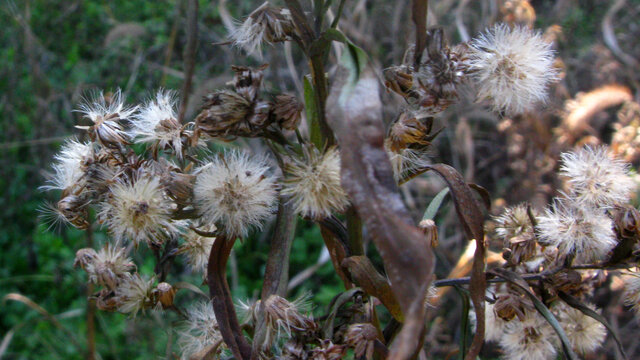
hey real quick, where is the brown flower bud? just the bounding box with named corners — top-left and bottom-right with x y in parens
top-left (153, 282), bottom-right (176, 309)
top-left (161, 170), bottom-right (195, 206)
top-left (273, 94), bottom-right (303, 130)
top-left (387, 113), bottom-right (441, 153)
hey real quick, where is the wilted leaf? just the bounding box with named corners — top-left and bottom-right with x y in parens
top-left (326, 59), bottom-right (434, 359)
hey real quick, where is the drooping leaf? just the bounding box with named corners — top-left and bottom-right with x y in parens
top-left (422, 164), bottom-right (485, 360)
top-left (326, 59), bottom-right (434, 359)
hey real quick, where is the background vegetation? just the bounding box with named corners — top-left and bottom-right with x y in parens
top-left (1, 0), bottom-right (639, 359)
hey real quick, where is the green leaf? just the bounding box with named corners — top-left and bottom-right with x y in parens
top-left (422, 187), bottom-right (450, 221)
top-left (304, 76), bottom-right (323, 149)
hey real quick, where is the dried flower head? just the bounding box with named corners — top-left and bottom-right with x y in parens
top-left (194, 151), bottom-right (277, 238)
top-left (345, 323), bottom-right (378, 359)
top-left (99, 177), bottom-right (180, 246)
top-left (311, 341), bottom-right (345, 360)
top-left (536, 199), bottom-right (616, 263)
top-left (385, 141), bottom-right (431, 181)
top-left (499, 311), bottom-right (557, 360)
top-left (262, 294), bottom-right (316, 347)
top-left (273, 94), bottom-right (303, 130)
top-left (282, 146), bottom-right (349, 219)
top-left (468, 24), bottom-right (558, 114)
top-left (130, 90), bottom-right (186, 158)
top-left (74, 248), bottom-right (98, 270)
top-left (412, 29), bottom-right (468, 115)
top-left (76, 89), bottom-right (135, 148)
top-left (41, 139), bottom-right (93, 192)
top-left (623, 272), bottom-right (640, 315)
top-left (495, 204), bottom-right (534, 239)
top-left (85, 244), bottom-right (135, 290)
top-left (178, 229), bottom-right (215, 277)
top-left (560, 146), bottom-right (635, 207)
top-left (230, 1), bottom-right (294, 56)
top-left (115, 273), bottom-right (156, 316)
top-left (179, 301), bottom-right (224, 360)
top-left (554, 302), bottom-right (606, 355)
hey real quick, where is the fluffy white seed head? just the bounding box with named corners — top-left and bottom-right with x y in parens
top-left (495, 204), bottom-right (534, 239)
top-left (384, 140), bottom-right (431, 181)
top-left (560, 146), bottom-right (636, 208)
top-left (468, 24), bottom-right (559, 114)
top-left (178, 301), bottom-right (224, 360)
top-left (41, 139), bottom-right (93, 191)
top-left (554, 302), bottom-right (606, 355)
top-left (229, 2), bottom-right (292, 57)
top-left (85, 244), bottom-right (135, 289)
top-left (281, 147), bottom-right (349, 219)
top-left (470, 301), bottom-right (507, 343)
top-left (76, 89), bottom-right (135, 147)
top-left (99, 177), bottom-right (180, 246)
top-left (536, 199), bottom-right (616, 263)
top-left (115, 273), bottom-right (155, 316)
top-left (130, 90), bottom-right (185, 157)
top-left (499, 311), bottom-right (557, 360)
top-left (179, 229), bottom-right (215, 278)
top-left (623, 272), bottom-right (640, 316)
top-left (194, 151), bottom-right (277, 238)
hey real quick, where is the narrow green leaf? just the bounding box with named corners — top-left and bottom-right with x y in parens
top-left (304, 76), bottom-right (323, 149)
top-left (422, 187), bottom-right (450, 221)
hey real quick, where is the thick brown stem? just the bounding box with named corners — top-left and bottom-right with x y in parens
top-left (251, 199), bottom-right (297, 359)
top-left (207, 235), bottom-right (251, 360)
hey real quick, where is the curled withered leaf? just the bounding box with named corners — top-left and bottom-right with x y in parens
top-left (326, 66), bottom-right (433, 359)
top-left (422, 164), bottom-right (485, 360)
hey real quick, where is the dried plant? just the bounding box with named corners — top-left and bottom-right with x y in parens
top-left (36, 2), bottom-right (640, 360)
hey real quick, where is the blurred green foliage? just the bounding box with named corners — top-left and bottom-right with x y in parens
top-left (0, 1), bottom-right (343, 358)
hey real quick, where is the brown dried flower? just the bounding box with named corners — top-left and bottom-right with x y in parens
top-left (345, 323), bottom-right (378, 359)
top-left (273, 94), bottom-right (303, 130)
